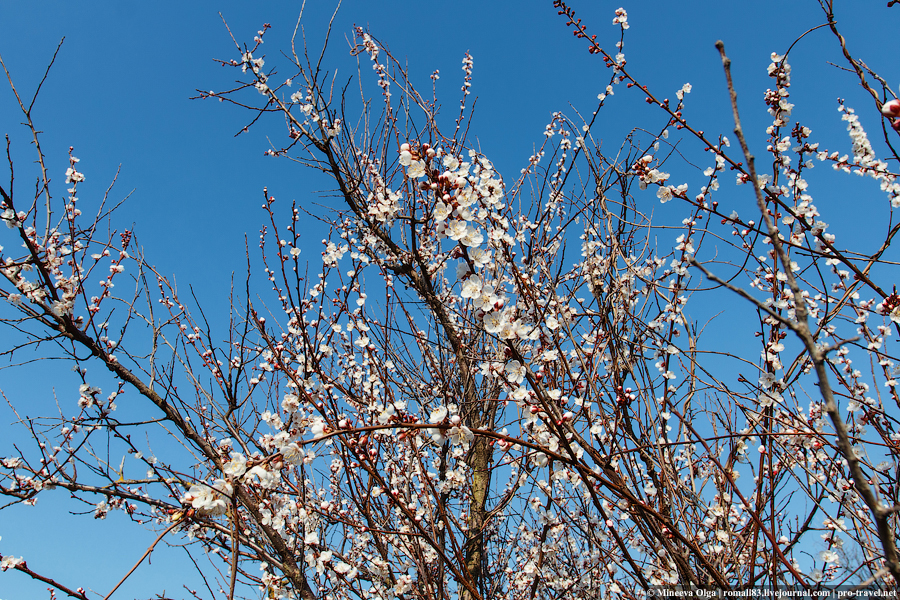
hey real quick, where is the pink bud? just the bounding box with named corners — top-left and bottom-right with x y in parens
top-left (882, 99), bottom-right (900, 117)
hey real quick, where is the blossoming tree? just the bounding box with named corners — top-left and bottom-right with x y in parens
top-left (4, 1), bottom-right (900, 598)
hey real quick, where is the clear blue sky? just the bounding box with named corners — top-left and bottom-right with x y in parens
top-left (1, 0), bottom-right (896, 597)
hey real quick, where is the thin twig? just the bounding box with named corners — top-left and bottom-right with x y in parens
top-left (103, 521), bottom-right (180, 599)
top-left (228, 496), bottom-right (239, 599)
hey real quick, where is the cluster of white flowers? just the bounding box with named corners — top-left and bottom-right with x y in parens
top-left (64, 165), bottom-right (84, 184)
top-left (764, 52), bottom-right (793, 130)
top-left (1, 157), bottom-right (117, 327)
top-left (634, 155), bottom-right (667, 188)
top-left (398, 143), bottom-right (428, 180)
top-left (392, 142), bottom-right (555, 347)
top-left (322, 240), bottom-right (348, 267)
top-left (631, 154), bottom-right (688, 203)
top-left (0, 554), bottom-right (24, 571)
top-left (461, 52), bottom-right (474, 107)
top-left (1, 207), bottom-right (22, 229)
top-left (833, 102), bottom-right (900, 207)
top-left (240, 51), bottom-right (268, 95)
top-left (181, 479), bottom-right (233, 516)
top-left (367, 187), bottom-right (402, 223)
top-left (243, 462), bottom-right (281, 489)
top-left (839, 103), bottom-right (877, 167)
top-left (77, 383), bottom-right (101, 409)
top-left (356, 29), bottom-right (391, 101)
top-left (426, 404), bottom-right (472, 451)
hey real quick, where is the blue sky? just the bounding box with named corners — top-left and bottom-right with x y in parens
top-left (1, 0), bottom-right (898, 597)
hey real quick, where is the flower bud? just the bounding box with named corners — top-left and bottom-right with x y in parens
top-left (882, 99), bottom-right (900, 117)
